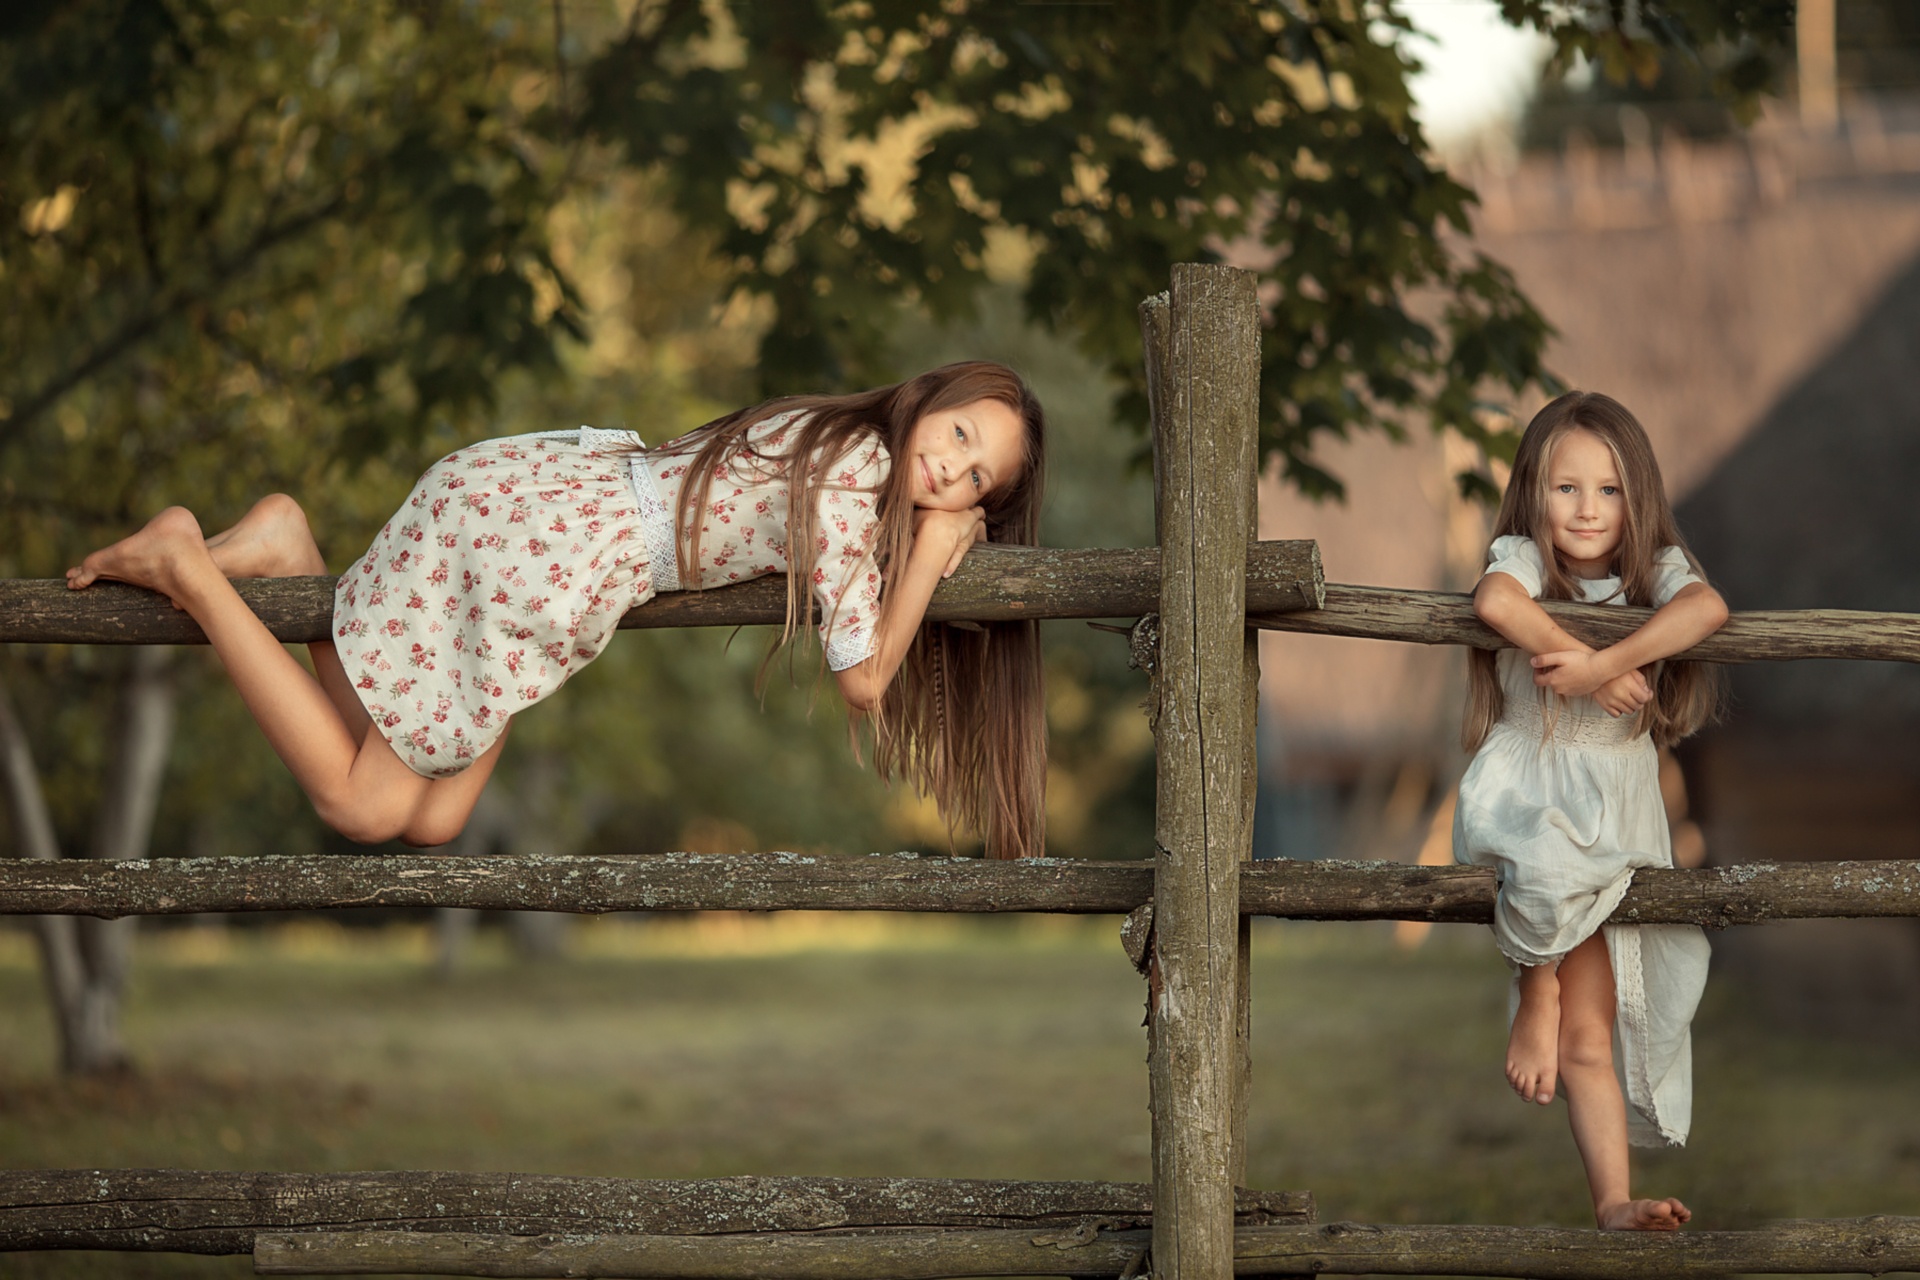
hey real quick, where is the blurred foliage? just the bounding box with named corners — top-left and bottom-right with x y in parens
top-left (0, 0), bottom-right (605, 868)
top-left (580, 0), bottom-right (1565, 501)
top-left (1521, 46), bottom-right (1743, 151)
top-left (1499, 0), bottom-right (1793, 123)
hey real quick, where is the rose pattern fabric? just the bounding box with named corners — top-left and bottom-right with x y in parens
top-left (644, 410), bottom-right (890, 673)
top-left (331, 416), bottom-right (890, 780)
top-left (334, 432), bottom-right (656, 778)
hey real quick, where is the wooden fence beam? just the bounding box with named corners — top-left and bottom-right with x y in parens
top-left (0, 852), bottom-right (1149, 917)
top-left (253, 1216), bottom-right (1920, 1279)
top-left (1231, 1217), bottom-right (1920, 1278)
top-left (254, 1227), bottom-right (1158, 1278)
top-left (0, 1169), bottom-right (1308, 1253)
top-left (1258, 585), bottom-right (1920, 665)
top-left (7, 573), bottom-right (1912, 666)
top-left (3, 855), bottom-right (1918, 926)
top-left (1150, 263), bottom-right (1260, 1280)
top-left (0, 543), bottom-right (1322, 647)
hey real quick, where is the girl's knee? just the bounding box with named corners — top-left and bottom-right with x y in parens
top-left (399, 812), bottom-right (470, 849)
top-left (255, 492), bottom-right (309, 524)
top-left (1558, 1021), bottom-right (1614, 1074)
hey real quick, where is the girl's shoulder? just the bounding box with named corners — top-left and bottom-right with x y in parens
top-left (809, 428), bottom-right (891, 485)
top-left (1482, 534), bottom-right (1546, 596)
top-left (1648, 545), bottom-right (1704, 606)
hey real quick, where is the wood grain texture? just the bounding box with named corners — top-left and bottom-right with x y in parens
top-left (1151, 263), bottom-right (1260, 1280)
top-left (254, 1216), bottom-right (1920, 1279)
top-left (1257, 585), bottom-right (1920, 664)
top-left (1231, 1217), bottom-right (1920, 1277)
top-left (255, 1228), bottom-right (1158, 1277)
top-left (0, 543), bottom-right (1321, 646)
top-left (4, 855), bottom-right (1916, 925)
top-left (0, 1169), bottom-right (1309, 1253)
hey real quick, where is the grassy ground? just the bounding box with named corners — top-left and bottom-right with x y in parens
top-left (2, 915), bottom-right (1918, 1278)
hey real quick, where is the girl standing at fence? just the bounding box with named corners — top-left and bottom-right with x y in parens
top-left (67, 361), bottom-right (1047, 858)
top-left (1453, 391), bottom-right (1727, 1230)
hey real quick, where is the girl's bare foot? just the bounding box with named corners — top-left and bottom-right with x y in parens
top-left (1597, 1198), bottom-right (1691, 1231)
top-left (1507, 971), bottom-right (1561, 1105)
top-left (66, 507), bottom-right (210, 601)
top-left (203, 493), bottom-right (328, 579)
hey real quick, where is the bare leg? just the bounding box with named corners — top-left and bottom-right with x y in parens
top-left (1508, 961), bottom-right (1561, 1105)
top-left (1556, 932), bottom-right (1692, 1231)
top-left (195, 494), bottom-right (372, 738)
top-left (67, 506), bottom-right (489, 845)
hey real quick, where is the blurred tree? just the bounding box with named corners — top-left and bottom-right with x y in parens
top-left (1502, 0), bottom-right (1793, 122)
top-left (1521, 46), bottom-right (1745, 151)
top-left (0, 0), bottom-right (595, 1070)
top-left (1513, 0), bottom-right (1920, 152)
top-left (579, 0), bottom-right (1791, 501)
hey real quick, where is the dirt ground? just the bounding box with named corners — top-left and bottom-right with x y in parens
top-left (2, 914), bottom-right (1918, 1277)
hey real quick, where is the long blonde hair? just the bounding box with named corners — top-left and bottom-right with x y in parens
top-left (657, 362), bottom-right (1048, 859)
top-left (1463, 391), bottom-right (1722, 752)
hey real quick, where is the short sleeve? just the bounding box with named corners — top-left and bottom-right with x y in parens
top-left (1481, 535), bottom-right (1546, 599)
top-left (810, 436), bottom-right (892, 671)
top-left (1650, 545), bottom-right (1704, 607)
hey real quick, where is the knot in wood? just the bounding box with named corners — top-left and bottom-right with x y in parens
top-left (1127, 614), bottom-right (1158, 675)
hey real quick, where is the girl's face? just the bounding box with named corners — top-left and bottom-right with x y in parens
top-left (1545, 427), bottom-right (1626, 579)
top-left (907, 396), bottom-right (1025, 512)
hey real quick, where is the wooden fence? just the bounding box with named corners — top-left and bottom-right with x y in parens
top-left (4, 263), bottom-right (1919, 1278)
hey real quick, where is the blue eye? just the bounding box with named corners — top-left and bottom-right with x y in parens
top-left (1558, 484), bottom-right (1576, 493)
top-left (954, 424), bottom-right (965, 441)
top-left (971, 468), bottom-right (982, 490)
top-left (1602, 485), bottom-right (1619, 496)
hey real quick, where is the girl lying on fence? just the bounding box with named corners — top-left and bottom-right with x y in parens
top-left (1453, 391), bottom-right (1728, 1230)
top-left (67, 361), bottom-right (1047, 858)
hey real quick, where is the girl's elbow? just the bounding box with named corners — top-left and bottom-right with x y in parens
top-left (1473, 582), bottom-right (1513, 628)
top-left (835, 666), bottom-right (883, 712)
top-left (1704, 591), bottom-right (1731, 632)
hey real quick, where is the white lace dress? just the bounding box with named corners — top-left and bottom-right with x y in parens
top-left (1452, 535), bottom-right (1712, 1147)
top-left (333, 415), bottom-right (887, 778)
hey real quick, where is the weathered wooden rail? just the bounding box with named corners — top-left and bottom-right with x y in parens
top-left (8, 263), bottom-right (1920, 1280)
top-left (1265, 585), bottom-right (1920, 664)
top-left (0, 1169), bottom-right (1308, 1253)
top-left (3, 854), bottom-right (1918, 926)
top-left (11, 1168), bottom-right (1915, 1278)
top-left (0, 542), bottom-right (1324, 645)
top-left (250, 1217), bottom-right (1920, 1279)
top-left (7, 565), bottom-right (1916, 666)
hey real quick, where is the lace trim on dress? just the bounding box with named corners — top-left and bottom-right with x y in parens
top-left (1604, 921), bottom-right (1684, 1146)
top-left (1502, 694), bottom-right (1650, 754)
top-left (825, 629), bottom-right (876, 673)
top-left (627, 453), bottom-right (682, 594)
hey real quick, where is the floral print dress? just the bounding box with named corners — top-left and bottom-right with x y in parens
top-left (332, 414), bottom-right (889, 778)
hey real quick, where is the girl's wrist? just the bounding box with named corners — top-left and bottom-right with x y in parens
top-left (1589, 646), bottom-right (1625, 683)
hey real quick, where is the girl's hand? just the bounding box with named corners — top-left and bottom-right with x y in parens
top-left (1592, 669), bottom-right (1654, 718)
top-left (913, 505), bottom-right (988, 578)
top-left (1530, 649), bottom-right (1610, 699)
top-left (1534, 650), bottom-right (1653, 715)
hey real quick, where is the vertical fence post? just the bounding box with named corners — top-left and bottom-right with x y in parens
top-left (1145, 263), bottom-right (1260, 1280)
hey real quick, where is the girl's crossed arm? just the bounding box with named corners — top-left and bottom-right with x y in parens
top-left (832, 505), bottom-right (988, 712)
top-left (1475, 572), bottom-right (1728, 715)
